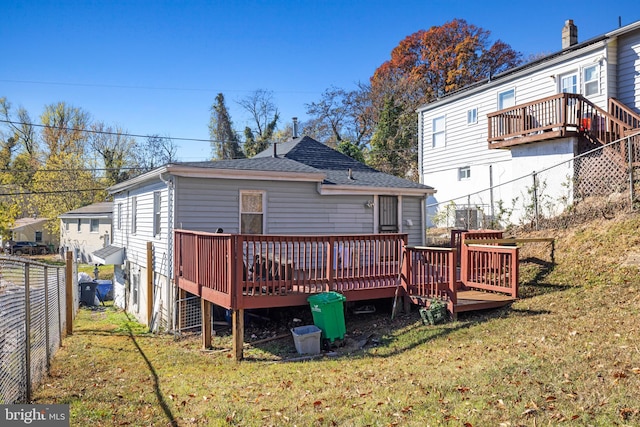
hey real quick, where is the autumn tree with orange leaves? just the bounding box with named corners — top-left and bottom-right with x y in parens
top-left (368, 19), bottom-right (522, 179)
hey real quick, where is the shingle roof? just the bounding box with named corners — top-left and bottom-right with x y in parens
top-left (178, 156), bottom-right (321, 174)
top-left (60, 201), bottom-right (113, 217)
top-left (254, 136), bottom-right (433, 190)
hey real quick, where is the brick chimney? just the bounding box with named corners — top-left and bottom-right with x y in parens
top-left (562, 19), bottom-right (578, 49)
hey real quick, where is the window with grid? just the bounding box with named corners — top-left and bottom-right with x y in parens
top-left (90, 219), bottom-right (99, 233)
top-left (240, 191), bottom-right (264, 234)
top-left (153, 191), bottom-right (161, 237)
top-left (458, 166), bottom-right (471, 180)
top-left (583, 65), bottom-right (599, 96)
top-left (432, 116), bottom-right (445, 147)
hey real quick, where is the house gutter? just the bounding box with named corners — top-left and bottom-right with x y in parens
top-left (318, 184), bottom-right (435, 197)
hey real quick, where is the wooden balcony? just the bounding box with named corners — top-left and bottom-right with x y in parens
top-left (487, 93), bottom-right (630, 149)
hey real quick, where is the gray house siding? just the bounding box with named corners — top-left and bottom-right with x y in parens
top-left (401, 196), bottom-right (424, 245)
top-left (174, 177), bottom-right (376, 236)
top-left (618, 29), bottom-right (640, 112)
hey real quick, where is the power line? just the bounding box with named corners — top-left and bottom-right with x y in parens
top-left (0, 188), bottom-right (106, 196)
top-left (0, 118), bottom-right (215, 144)
top-left (0, 78), bottom-right (320, 95)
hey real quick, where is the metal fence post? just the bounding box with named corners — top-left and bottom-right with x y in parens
top-left (24, 262), bottom-right (31, 402)
top-left (44, 266), bottom-right (50, 372)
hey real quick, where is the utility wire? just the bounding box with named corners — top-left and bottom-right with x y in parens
top-left (0, 188), bottom-right (106, 196)
top-left (0, 118), bottom-right (215, 143)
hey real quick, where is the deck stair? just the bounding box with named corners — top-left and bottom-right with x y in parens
top-left (405, 230), bottom-right (520, 318)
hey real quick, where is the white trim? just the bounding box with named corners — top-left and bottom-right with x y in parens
top-left (318, 184), bottom-right (434, 197)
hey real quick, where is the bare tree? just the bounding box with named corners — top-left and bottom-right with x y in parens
top-left (88, 122), bottom-right (138, 184)
top-left (134, 134), bottom-right (178, 173)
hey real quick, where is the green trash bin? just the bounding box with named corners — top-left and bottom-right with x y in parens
top-left (307, 292), bottom-right (346, 342)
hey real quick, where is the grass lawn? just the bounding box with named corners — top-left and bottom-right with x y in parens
top-left (32, 214), bottom-right (640, 426)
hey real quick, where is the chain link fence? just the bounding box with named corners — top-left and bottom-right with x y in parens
top-left (0, 256), bottom-right (74, 404)
top-left (427, 133), bottom-right (640, 233)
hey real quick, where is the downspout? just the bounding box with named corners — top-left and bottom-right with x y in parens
top-left (159, 173), bottom-right (175, 330)
top-left (421, 195), bottom-right (427, 246)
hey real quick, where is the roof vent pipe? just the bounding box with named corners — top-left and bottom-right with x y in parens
top-left (562, 19), bottom-right (578, 49)
top-left (292, 117), bottom-right (298, 139)
top-left (348, 168), bottom-right (353, 180)
top-left (273, 142), bottom-right (277, 158)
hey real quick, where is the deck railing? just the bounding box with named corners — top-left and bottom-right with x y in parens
top-left (487, 93), bottom-right (630, 149)
top-left (174, 230), bottom-right (408, 309)
top-left (175, 229), bottom-right (520, 313)
top-left (460, 243), bottom-right (519, 297)
top-left (404, 246), bottom-right (457, 311)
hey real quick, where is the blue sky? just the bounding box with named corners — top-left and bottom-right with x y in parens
top-left (2, 1), bottom-right (639, 161)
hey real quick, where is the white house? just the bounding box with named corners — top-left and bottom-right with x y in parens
top-left (418, 19), bottom-right (640, 228)
top-left (59, 201), bottom-right (113, 263)
top-left (103, 136), bottom-right (435, 330)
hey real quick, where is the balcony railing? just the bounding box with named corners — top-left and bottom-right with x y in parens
top-left (487, 93), bottom-right (629, 149)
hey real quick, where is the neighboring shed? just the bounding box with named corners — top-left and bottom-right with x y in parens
top-left (59, 201), bottom-right (113, 263)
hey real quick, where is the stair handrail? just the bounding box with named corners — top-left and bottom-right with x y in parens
top-left (609, 97), bottom-right (640, 130)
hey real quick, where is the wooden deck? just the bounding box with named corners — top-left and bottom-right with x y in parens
top-left (174, 230), bottom-right (520, 359)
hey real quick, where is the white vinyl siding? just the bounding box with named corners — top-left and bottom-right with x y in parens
top-left (117, 203), bottom-right (122, 230)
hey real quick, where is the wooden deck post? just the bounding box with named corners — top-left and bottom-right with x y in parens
top-left (65, 250), bottom-right (73, 336)
top-left (232, 309), bottom-right (244, 361)
top-left (201, 299), bottom-right (212, 349)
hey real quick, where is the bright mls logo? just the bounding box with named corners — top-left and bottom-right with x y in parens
top-left (1, 405), bottom-right (69, 426)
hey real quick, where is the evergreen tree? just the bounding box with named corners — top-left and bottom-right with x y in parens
top-left (209, 93), bottom-right (244, 160)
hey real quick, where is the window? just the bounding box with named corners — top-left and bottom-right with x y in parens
top-left (153, 191), bottom-right (161, 237)
top-left (240, 191), bottom-right (264, 234)
top-left (432, 116), bottom-right (445, 147)
top-left (498, 89), bottom-right (515, 110)
top-left (77, 219), bottom-right (82, 232)
top-left (467, 108), bottom-right (478, 124)
top-left (117, 203), bottom-right (122, 230)
top-left (458, 166), bottom-right (471, 180)
top-left (583, 65), bottom-right (599, 96)
top-left (35, 231), bottom-right (42, 242)
top-left (65, 221), bottom-right (69, 231)
top-left (90, 219), bottom-right (99, 233)
top-left (131, 196), bottom-right (137, 234)
top-left (559, 73), bottom-right (577, 93)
